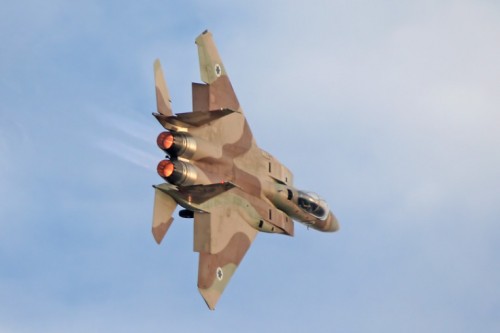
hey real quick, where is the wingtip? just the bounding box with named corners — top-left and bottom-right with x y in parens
top-left (153, 58), bottom-right (161, 70)
top-left (196, 30), bottom-right (213, 44)
top-left (154, 59), bottom-right (165, 79)
top-left (199, 288), bottom-right (219, 311)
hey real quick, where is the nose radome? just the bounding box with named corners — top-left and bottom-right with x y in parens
top-left (326, 211), bottom-right (340, 232)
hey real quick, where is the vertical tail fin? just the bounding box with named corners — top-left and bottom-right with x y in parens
top-left (154, 59), bottom-right (173, 116)
top-left (152, 187), bottom-right (177, 244)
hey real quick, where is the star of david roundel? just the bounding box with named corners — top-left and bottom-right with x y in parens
top-left (214, 64), bottom-right (222, 77)
top-left (216, 267), bottom-right (223, 281)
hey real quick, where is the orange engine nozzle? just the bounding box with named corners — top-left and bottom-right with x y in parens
top-left (157, 132), bottom-right (174, 151)
top-left (157, 160), bottom-right (174, 178)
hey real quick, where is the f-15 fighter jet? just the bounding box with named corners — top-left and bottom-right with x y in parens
top-left (151, 30), bottom-right (339, 310)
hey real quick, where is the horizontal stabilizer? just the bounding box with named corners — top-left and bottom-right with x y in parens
top-left (153, 108), bottom-right (235, 129)
top-left (154, 181), bottom-right (236, 206)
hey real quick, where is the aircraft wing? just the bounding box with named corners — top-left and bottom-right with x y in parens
top-left (193, 195), bottom-right (258, 310)
top-left (193, 30), bottom-right (242, 113)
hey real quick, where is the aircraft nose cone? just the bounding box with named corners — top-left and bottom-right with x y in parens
top-left (326, 211), bottom-right (340, 232)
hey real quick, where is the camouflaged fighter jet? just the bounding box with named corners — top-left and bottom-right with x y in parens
top-left (151, 30), bottom-right (339, 310)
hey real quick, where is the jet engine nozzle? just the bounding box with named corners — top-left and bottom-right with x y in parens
top-left (157, 159), bottom-right (199, 186)
top-left (157, 131), bottom-right (175, 150)
top-left (157, 160), bottom-right (175, 178)
top-left (157, 131), bottom-right (197, 158)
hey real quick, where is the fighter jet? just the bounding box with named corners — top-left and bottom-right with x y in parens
top-left (151, 30), bottom-right (339, 310)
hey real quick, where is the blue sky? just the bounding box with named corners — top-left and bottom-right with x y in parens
top-left (1, 0), bottom-right (499, 332)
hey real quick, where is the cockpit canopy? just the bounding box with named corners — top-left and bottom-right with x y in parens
top-left (297, 191), bottom-right (329, 220)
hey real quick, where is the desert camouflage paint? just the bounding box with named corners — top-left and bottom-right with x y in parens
top-left (151, 31), bottom-right (339, 310)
